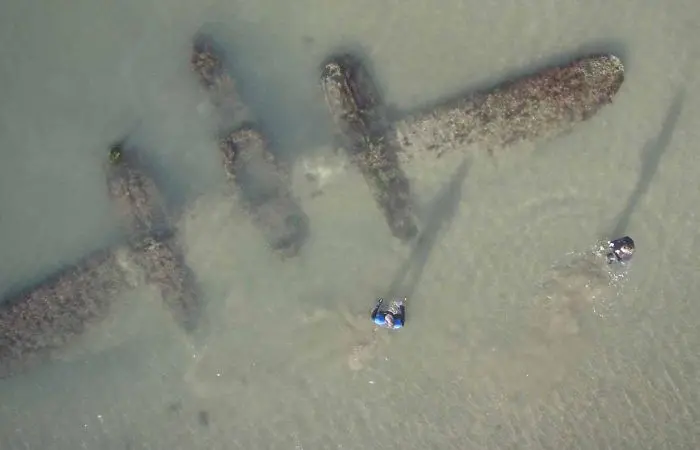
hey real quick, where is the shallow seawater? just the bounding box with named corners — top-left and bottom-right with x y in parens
top-left (1, 0), bottom-right (700, 448)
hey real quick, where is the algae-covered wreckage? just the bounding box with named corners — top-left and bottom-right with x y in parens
top-left (106, 141), bottom-right (203, 333)
top-left (318, 52), bottom-right (624, 240)
top-left (106, 141), bottom-right (170, 241)
top-left (0, 247), bottom-right (139, 378)
top-left (0, 43), bottom-right (626, 378)
top-left (392, 54), bottom-right (625, 157)
top-left (320, 54), bottom-right (419, 242)
top-left (190, 32), bottom-right (309, 257)
top-left (0, 141), bottom-right (204, 379)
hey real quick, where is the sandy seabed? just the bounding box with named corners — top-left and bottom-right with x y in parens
top-left (1, 0), bottom-right (699, 448)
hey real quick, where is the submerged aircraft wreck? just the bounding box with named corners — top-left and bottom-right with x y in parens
top-left (0, 29), bottom-right (626, 378)
top-left (319, 51), bottom-right (624, 240)
top-left (0, 140), bottom-right (205, 378)
top-left (190, 32), bottom-right (310, 258)
top-left (106, 140), bottom-right (204, 334)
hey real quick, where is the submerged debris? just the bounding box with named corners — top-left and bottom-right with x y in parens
top-left (106, 140), bottom-right (170, 240)
top-left (392, 54), bottom-right (625, 158)
top-left (320, 54), bottom-right (418, 242)
top-left (129, 235), bottom-right (202, 333)
top-left (0, 247), bottom-right (137, 378)
top-left (105, 139), bottom-right (204, 333)
top-left (219, 127), bottom-right (309, 257)
top-left (191, 32), bottom-right (251, 128)
top-left (190, 31), bottom-right (309, 257)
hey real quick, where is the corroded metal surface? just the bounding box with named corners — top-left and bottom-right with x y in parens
top-left (0, 247), bottom-right (137, 378)
top-left (129, 235), bottom-right (202, 333)
top-left (190, 31), bottom-right (309, 257)
top-left (320, 54), bottom-right (418, 242)
top-left (191, 32), bottom-right (250, 128)
top-left (105, 140), bottom-right (204, 333)
top-left (219, 127), bottom-right (309, 257)
top-left (392, 54), bottom-right (625, 157)
top-left (106, 140), bottom-right (170, 240)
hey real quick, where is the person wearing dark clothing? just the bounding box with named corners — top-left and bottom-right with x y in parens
top-left (606, 236), bottom-right (635, 264)
top-left (371, 298), bottom-right (406, 329)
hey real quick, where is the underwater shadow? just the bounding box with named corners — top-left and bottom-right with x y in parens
top-left (384, 157), bottom-right (471, 299)
top-left (193, 22), bottom-right (333, 164)
top-left (610, 89), bottom-right (685, 238)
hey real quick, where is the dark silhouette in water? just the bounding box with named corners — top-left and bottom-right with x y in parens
top-left (611, 90), bottom-right (685, 238)
top-left (106, 139), bottom-right (172, 242)
top-left (385, 158), bottom-right (471, 299)
top-left (606, 236), bottom-right (636, 264)
top-left (320, 53), bottom-right (419, 242)
top-left (0, 134), bottom-right (210, 378)
top-left (0, 246), bottom-right (137, 378)
top-left (217, 125), bottom-right (310, 257)
top-left (190, 31), bottom-right (310, 257)
top-left (106, 139), bottom-right (205, 334)
top-left (392, 54), bottom-right (625, 157)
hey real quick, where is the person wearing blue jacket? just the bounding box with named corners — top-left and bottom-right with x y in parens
top-left (371, 298), bottom-right (406, 330)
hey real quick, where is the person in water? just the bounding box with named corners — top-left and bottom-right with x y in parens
top-left (371, 298), bottom-right (406, 329)
top-left (605, 236), bottom-right (635, 264)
